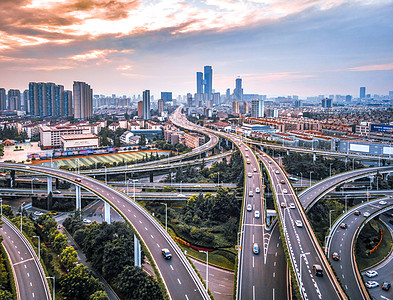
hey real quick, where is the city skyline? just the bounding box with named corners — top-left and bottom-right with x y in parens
top-left (0, 0), bottom-right (392, 96)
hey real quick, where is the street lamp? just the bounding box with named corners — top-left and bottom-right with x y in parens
top-left (133, 179), bottom-right (138, 201)
top-left (299, 252), bottom-right (310, 297)
top-left (104, 166), bottom-right (107, 184)
top-left (300, 172), bottom-right (303, 187)
top-left (344, 195), bottom-right (347, 212)
top-left (309, 171), bottom-right (314, 186)
top-left (33, 235), bottom-right (40, 260)
top-left (20, 202), bottom-right (25, 232)
top-left (329, 210), bottom-right (335, 233)
top-left (0, 198), bottom-right (2, 216)
top-left (46, 276), bottom-right (55, 300)
top-left (160, 202), bottom-right (168, 231)
top-left (329, 163), bottom-right (333, 177)
top-left (199, 250), bottom-right (209, 293)
top-left (77, 158), bottom-right (80, 174)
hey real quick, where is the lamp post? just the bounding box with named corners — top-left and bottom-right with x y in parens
top-left (329, 210), bottom-right (335, 233)
top-left (329, 163), bottom-right (333, 177)
top-left (309, 171), bottom-right (313, 186)
top-left (33, 235), bottom-right (40, 260)
top-left (0, 198), bottom-right (2, 216)
top-left (344, 195), bottom-right (347, 212)
top-left (77, 158), bottom-right (80, 174)
top-left (299, 252), bottom-right (310, 296)
top-left (160, 202), bottom-right (168, 231)
top-left (46, 276), bottom-right (55, 300)
top-left (300, 172), bottom-right (303, 187)
top-left (133, 179), bottom-right (138, 201)
top-left (199, 250), bottom-right (209, 293)
top-left (104, 166), bottom-right (107, 184)
top-left (20, 202), bottom-right (25, 232)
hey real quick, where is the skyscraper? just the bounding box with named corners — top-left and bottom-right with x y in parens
top-left (360, 87), bottom-right (366, 99)
top-left (196, 72), bottom-right (203, 94)
top-left (137, 101), bottom-right (143, 118)
top-left (242, 101), bottom-right (250, 114)
top-left (234, 77), bottom-right (243, 101)
top-left (23, 89), bottom-right (29, 113)
top-left (232, 100), bottom-right (239, 114)
top-left (187, 93), bottom-right (193, 107)
top-left (158, 99), bottom-right (164, 115)
top-left (345, 95), bottom-right (352, 104)
top-left (0, 88), bottom-right (6, 110)
top-left (251, 99), bottom-right (264, 118)
top-left (142, 90), bottom-right (151, 120)
top-left (226, 88), bottom-right (230, 104)
top-left (161, 92), bottom-right (172, 103)
top-left (73, 81), bottom-right (93, 119)
top-left (63, 90), bottom-right (72, 117)
top-left (8, 89), bottom-right (21, 111)
top-left (204, 66), bottom-right (212, 99)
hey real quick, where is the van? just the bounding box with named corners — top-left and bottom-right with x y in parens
top-left (313, 264), bottom-right (323, 277)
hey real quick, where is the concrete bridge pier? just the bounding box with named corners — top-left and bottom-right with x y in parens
top-left (47, 176), bottom-right (52, 194)
top-left (313, 152), bottom-right (316, 162)
top-left (134, 234), bottom-right (141, 267)
top-left (287, 149), bottom-right (290, 156)
top-left (104, 202), bottom-right (111, 224)
top-left (75, 185), bottom-right (81, 211)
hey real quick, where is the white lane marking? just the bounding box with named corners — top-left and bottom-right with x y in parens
top-left (177, 278), bottom-right (182, 285)
top-left (145, 227), bottom-right (148, 231)
top-left (253, 234), bottom-right (254, 243)
top-left (274, 261), bottom-right (276, 267)
top-left (185, 295), bottom-right (189, 300)
top-left (170, 265), bottom-right (174, 271)
top-left (30, 282), bottom-right (32, 286)
top-left (253, 256), bottom-right (255, 268)
top-left (157, 243), bottom-right (160, 248)
top-left (253, 285), bottom-right (256, 300)
top-left (139, 220), bottom-right (142, 224)
top-left (27, 273), bottom-right (30, 277)
top-left (151, 235), bottom-right (154, 239)
top-left (32, 293), bottom-right (34, 298)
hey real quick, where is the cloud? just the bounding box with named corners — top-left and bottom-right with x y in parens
top-left (348, 62), bottom-right (393, 72)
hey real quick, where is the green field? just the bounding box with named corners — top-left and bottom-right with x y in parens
top-left (39, 151), bottom-right (169, 169)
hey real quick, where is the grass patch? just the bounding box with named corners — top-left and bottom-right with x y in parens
top-left (181, 245), bottom-right (236, 270)
top-left (356, 219), bottom-right (393, 270)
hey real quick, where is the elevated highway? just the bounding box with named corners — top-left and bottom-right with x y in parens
top-left (0, 163), bottom-right (209, 300)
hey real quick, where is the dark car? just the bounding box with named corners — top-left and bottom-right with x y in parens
top-left (382, 282), bottom-right (391, 291)
top-left (313, 264), bottom-right (323, 277)
top-left (75, 178), bottom-right (82, 182)
top-left (354, 210), bottom-right (361, 216)
top-left (161, 248), bottom-right (172, 260)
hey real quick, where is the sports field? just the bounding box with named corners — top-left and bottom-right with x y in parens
top-left (38, 150), bottom-right (169, 169)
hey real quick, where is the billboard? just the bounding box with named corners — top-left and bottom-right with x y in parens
top-left (349, 144), bottom-right (370, 153)
top-left (371, 124), bottom-right (393, 132)
top-left (383, 146), bottom-right (393, 155)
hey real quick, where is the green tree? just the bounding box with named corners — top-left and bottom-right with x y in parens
top-left (60, 265), bottom-right (104, 300)
top-left (0, 254), bottom-right (9, 290)
top-left (11, 217), bottom-right (35, 237)
top-left (102, 238), bottom-right (133, 282)
top-left (90, 290), bottom-right (109, 300)
top-left (60, 246), bottom-right (78, 270)
top-left (37, 214), bottom-right (57, 237)
top-left (138, 134), bottom-right (146, 147)
top-left (0, 290), bottom-right (12, 300)
top-left (1, 205), bottom-right (13, 219)
top-left (53, 232), bottom-right (68, 254)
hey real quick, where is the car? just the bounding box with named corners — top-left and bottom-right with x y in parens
top-left (365, 270), bottom-right (378, 278)
top-left (262, 154), bottom-right (266, 157)
top-left (283, 189), bottom-right (288, 194)
top-left (280, 202), bottom-right (286, 208)
top-left (354, 210), bottom-right (361, 216)
top-left (83, 218), bottom-right (92, 225)
top-left (289, 203), bottom-right (296, 209)
top-left (53, 190), bottom-right (61, 194)
top-left (253, 168), bottom-right (257, 172)
top-left (364, 212), bottom-right (370, 217)
top-left (332, 252), bottom-right (340, 261)
top-left (275, 170), bottom-right (280, 174)
top-left (248, 173), bottom-right (252, 178)
top-left (161, 248), bottom-right (172, 260)
top-left (245, 148), bottom-right (248, 151)
top-left (382, 282), bottom-right (391, 291)
top-left (253, 243), bottom-right (259, 254)
top-left (268, 161), bottom-right (272, 164)
top-left (339, 223), bottom-right (347, 229)
top-left (249, 191), bottom-right (253, 197)
top-left (365, 281), bottom-right (379, 288)
top-left (280, 180), bottom-right (285, 184)
top-left (246, 154), bottom-right (249, 158)
top-left (256, 187), bottom-right (260, 193)
top-left (295, 220), bottom-right (303, 227)
top-left (247, 204), bottom-right (252, 212)
top-left (313, 264), bottom-right (323, 277)
top-left (75, 178), bottom-right (82, 182)
top-left (254, 210), bottom-right (260, 218)
top-left (379, 200), bottom-right (387, 205)
top-left (33, 211), bottom-right (43, 216)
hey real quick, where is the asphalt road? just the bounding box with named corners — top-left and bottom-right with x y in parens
top-left (327, 197), bottom-right (393, 300)
top-left (0, 163), bottom-right (209, 300)
top-left (0, 217), bottom-right (51, 300)
top-left (259, 152), bottom-right (345, 300)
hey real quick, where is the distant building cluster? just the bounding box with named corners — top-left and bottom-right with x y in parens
top-left (163, 121), bottom-right (205, 148)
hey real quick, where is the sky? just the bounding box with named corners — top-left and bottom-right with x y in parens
top-left (0, 0), bottom-right (393, 98)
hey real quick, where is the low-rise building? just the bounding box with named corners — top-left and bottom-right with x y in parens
top-left (184, 132), bottom-right (205, 148)
top-left (60, 134), bottom-right (99, 151)
top-left (40, 125), bottom-right (91, 149)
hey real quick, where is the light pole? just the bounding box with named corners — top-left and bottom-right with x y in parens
top-left (329, 210), bottom-right (335, 233)
top-left (33, 235), bottom-right (40, 260)
top-left (309, 171), bottom-right (313, 186)
top-left (46, 276), bottom-right (55, 300)
top-left (299, 252), bottom-right (310, 296)
top-left (160, 202), bottom-right (168, 231)
top-left (20, 202), bottom-right (25, 232)
top-left (133, 179), bottom-right (138, 201)
top-left (344, 195), bottom-right (347, 212)
top-left (77, 158), bottom-right (80, 174)
top-left (199, 250), bottom-right (209, 293)
top-left (329, 163), bottom-right (333, 177)
top-left (300, 172), bottom-right (303, 187)
top-left (104, 166), bottom-right (107, 184)
top-left (0, 198), bottom-right (2, 216)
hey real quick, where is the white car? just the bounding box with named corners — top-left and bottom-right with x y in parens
top-left (248, 173), bottom-right (252, 178)
top-left (289, 203), bottom-right (296, 209)
top-left (275, 170), bottom-right (280, 174)
top-left (262, 154), bottom-right (266, 157)
top-left (364, 212), bottom-right (370, 217)
top-left (295, 220), bottom-right (303, 227)
top-left (247, 204), bottom-right (252, 212)
top-left (245, 148), bottom-right (248, 151)
top-left (253, 168), bottom-right (257, 172)
top-left (246, 154), bottom-right (249, 158)
top-left (83, 218), bottom-right (92, 225)
top-left (256, 187), bottom-right (260, 193)
top-left (254, 210), bottom-right (260, 218)
top-left (365, 270), bottom-right (378, 278)
top-left (379, 200), bottom-right (387, 205)
top-left (249, 191), bottom-right (253, 197)
top-left (283, 189), bottom-right (288, 194)
top-left (365, 281), bottom-right (379, 288)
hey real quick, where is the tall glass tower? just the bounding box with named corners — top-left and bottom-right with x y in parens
top-left (204, 66), bottom-right (212, 99)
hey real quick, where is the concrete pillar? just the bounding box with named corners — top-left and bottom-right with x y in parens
top-left (47, 176), bottom-right (52, 194)
top-left (104, 202), bottom-right (111, 224)
top-left (287, 149), bottom-right (290, 156)
top-left (345, 156), bottom-right (348, 164)
top-left (150, 171), bottom-right (154, 183)
top-left (313, 152), bottom-right (316, 162)
top-left (75, 185), bottom-right (81, 211)
top-left (226, 139), bottom-right (229, 147)
top-left (134, 234), bottom-right (141, 267)
top-left (206, 151), bottom-right (209, 158)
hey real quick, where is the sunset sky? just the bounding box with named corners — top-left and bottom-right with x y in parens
top-left (0, 0), bottom-right (392, 97)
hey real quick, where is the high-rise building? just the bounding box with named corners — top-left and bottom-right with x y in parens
top-left (389, 91), bottom-right (393, 99)
top-left (226, 88), bottom-right (230, 104)
top-left (360, 87), bottom-right (366, 99)
top-left (232, 100), bottom-right (239, 114)
top-left (142, 90), bottom-right (151, 120)
top-left (23, 89), bottom-right (29, 113)
top-left (8, 89), bottom-right (21, 111)
top-left (321, 98), bottom-right (332, 108)
top-left (212, 92), bottom-right (220, 105)
top-left (242, 101), bottom-right (250, 114)
top-left (64, 90), bottom-right (72, 117)
top-left (161, 92), bottom-right (172, 103)
top-left (73, 81), bottom-right (93, 119)
top-left (294, 100), bottom-right (302, 108)
top-left (251, 99), bottom-right (264, 118)
top-left (158, 99), bottom-right (164, 115)
top-left (204, 65), bottom-right (213, 99)
top-left (234, 77), bottom-right (243, 101)
top-left (196, 72), bottom-right (203, 94)
top-left (345, 95), bottom-right (352, 104)
top-left (137, 101), bottom-right (143, 118)
top-left (187, 93), bottom-right (193, 107)
top-left (0, 88), bottom-right (6, 110)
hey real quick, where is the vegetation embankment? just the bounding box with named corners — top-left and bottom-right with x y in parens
top-left (63, 214), bottom-right (164, 300)
top-left (0, 220), bottom-right (16, 300)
